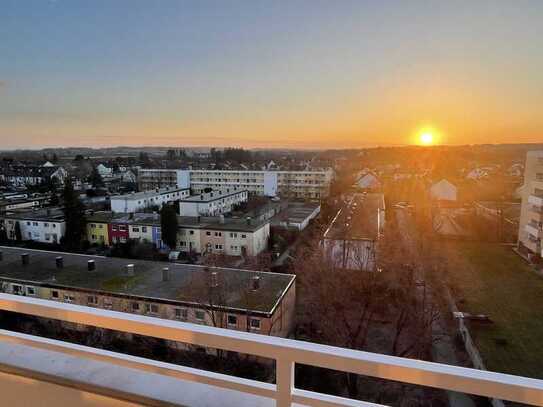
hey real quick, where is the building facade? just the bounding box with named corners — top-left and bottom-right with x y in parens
top-left (138, 168), bottom-right (333, 199)
top-left (178, 188), bottom-right (248, 216)
top-left (0, 247), bottom-right (296, 339)
top-left (518, 151), bottom-right (543, 259)
top-left (110, 187), bottom-right (190, 213)
top-left (0, 208), bottom-right (66, 244)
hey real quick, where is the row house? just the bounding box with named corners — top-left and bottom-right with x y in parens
top-left (1, 165), bottom-right (68, 187)
top-left (178, 188), bottom-right (248, 216)
top-left (0, 247), bottom-right (296, 340)
top-left (110, 187), bottom-right (190, 214)
top-left (86, 211), bottom-right (270, 257)
top-left (0, 208), bottom-right (66, 244)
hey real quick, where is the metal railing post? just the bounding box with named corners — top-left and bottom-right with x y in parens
top-left (276, 358), bottom-right (294, 407)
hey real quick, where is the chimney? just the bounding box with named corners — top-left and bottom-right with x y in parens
top-left (126, 264), bottom-right (135, 276)
top-left (210, 271), bottom-right (219, 288)
top-left (56, 256), bottom-right (63, 269)
top-left (219, 214), bottom-right (225, 224)
top-left (21, 253), bottom-right (29, 265)
top-left (162, 267), bottom-right (170, 282)
top-left (88, 260), bottom-right (95, 271)
top-left (251, 276), bottom-right (260, 291)
top-left (200, 195), bottom-right (204, 200)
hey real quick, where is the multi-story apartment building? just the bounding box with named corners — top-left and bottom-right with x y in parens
top-left (110, 187), bottom-right (190, 213)
top-left (0, 247), bottom-right (296, 338)
top-left (518, 150), bottom-right (543, 259)
top-left (178, 188), bottom-right (248, 216)
top-left (137, 168), bottom-right (334, 199)
top-left (0, 208), bottom-right (66, 244)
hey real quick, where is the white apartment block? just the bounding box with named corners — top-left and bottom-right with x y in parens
top-left (110, 187), bottom-right (190, 213)
top-left (518, 151), bottom-right (543, 259)
top-left (138, 168), bottom-right (333, 199)
top-left (178, 188), bottom-right (248, 216)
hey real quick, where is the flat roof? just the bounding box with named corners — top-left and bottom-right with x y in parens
top-left (1, 208), bottom-right (65, 222)
top-left (110, 187), bottom-right (189, 202)
top-left (272, 202), bottom-right (320, 224)
top-left (87, 211), bottom-right (269, 232)
top-left (0, 247), bottom-right (294, 315)
top-left (323, 193), bottom-right (384, 240)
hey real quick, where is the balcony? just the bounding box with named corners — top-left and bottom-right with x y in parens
top-left (525, 223), bottom-right (542, 238)
top-left (1, 293), bottom-right (543, 406)
top-left (529, 195), bottom-right (543, 207)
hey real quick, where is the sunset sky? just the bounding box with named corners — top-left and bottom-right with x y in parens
top-left (1, 0), bottom-right (542, 149)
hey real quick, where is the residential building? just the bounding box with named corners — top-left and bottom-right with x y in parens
top-left (138, 168), bottom-right (334, 199)
top-left (86, 212), bottom-right (113, 246)
top-left (0, 208), bottom-right (65, 244)
top-left (517, 151), bottom-right (543, 259)
top-left (0, 165), bottom-right (68, 187)
top-left (322, 193), bottom-right (385, 271)
top-left (178, 188), bottom-right (248, 216)
top-left (429, 179), bottom-right (458, 201)
top-left (110, 187), bottom-right (190, 213)
top-left (0, 247), bottom-right (296, 339)
top-left (354, 172), bottom-right (381, 190)
top-left (271, 202), bottom-right (321, 231)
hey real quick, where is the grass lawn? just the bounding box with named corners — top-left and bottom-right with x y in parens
top-left (442, 241), bottom-right (543, 379)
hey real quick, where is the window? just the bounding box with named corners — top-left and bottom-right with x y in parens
top-left (51, 290), bottom-right (59, 299)
top-left (33, 222), bottom-right (38, 226)
top-left (141, 226), bottom-right (147, 233)
top-left (250, 318), bottom-right (261, 330)
top-left (64, 294), bottom-right (75, 303)
top-left (230, 233), bottom-right (238, 238)
top-left (44, 223), bottom-right (49, 227)
top-left (103, 299), bottom-right (113, 309)
top-left (241, 234), bottom-right (247, 238)
top-left (132, 227), bottom-right (140, 232)
top-left (26, 221), bottom-right (31, 226)
top-left (131, 302), bottom-right (140, 312)
top-left (120, 236), bottom-right (127, 243)
top-left (90, 224), bottom-right (96, 229)
top-left (12, 284), bottom-right (24, 295)
top-left (119, 225), bottom-right (127, 232)
top-left (214, 232), bottom-right (222, 237)
top-left (99, 224), bottom-right (103, 229)
top-left (26, 286), bottom-right (36, 296)
top-left (215, 244), bottom-right (223, 250)
top-left (206, 231), bottom-right (211, 236)
top-left (189, 230), bottom-right (194, 235)
top-left (175, 308), bottom-right (188, 320)
top-left (53, 224), bottom-right (56, 228)
top-left (112, 225), bottom-right (118, 231)
top-left (87, 295), bottom-right (98, 305)
top-left (195, 310), bottom-right (205, 321)
top-left (145, 303), bottom-right (159, 314)
top-left (91, 235), bottom-right (97, 240)
top-left (227, 314), bottom-right (237, 326)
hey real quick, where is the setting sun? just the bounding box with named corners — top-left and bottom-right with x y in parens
top-left (419, 132), bottom-right (434, 145)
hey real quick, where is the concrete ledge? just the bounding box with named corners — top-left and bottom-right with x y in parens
top-left (0, 340), bottom-right (274, 407)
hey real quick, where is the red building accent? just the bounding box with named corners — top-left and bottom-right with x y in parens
top-left (108, 222), bottom-right (129, 244)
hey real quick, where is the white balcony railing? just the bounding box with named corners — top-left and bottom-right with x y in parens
top-left (529, 195), bottom-right (543, 207)
top-left (1, 293), bottom-right (543, 406)
top-left (526, 223), bottom-right (542, 238)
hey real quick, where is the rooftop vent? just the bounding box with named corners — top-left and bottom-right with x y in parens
top-left (87, 260), bottom-right (95, 271)
top-left (55, 256), bottom-right (63, 269)
top-left (251, 276), bottom-right (260, 291)
top-left (210, 271), bottom-right (219, 288)
top-left (126, 264), bottom-right (135, 276)
top-left (162, 267), bottom-right (170, 282)
top-left (246, 217), bottom-right (252, 225)
top-left (21, 253), bottom-right (29, 266)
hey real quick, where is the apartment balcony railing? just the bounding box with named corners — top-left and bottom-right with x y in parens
top-left (0, 293), bottom-right (543, 406)
top-left (529, 195), bottom-right (543, 207)
top-left (526, 223), bottom-right (542, 238)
